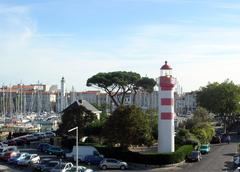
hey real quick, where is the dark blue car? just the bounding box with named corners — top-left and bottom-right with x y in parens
top-left (84, 155), bottom-right (104, 165)
top-left (37, 143), bottom-right (51, 152)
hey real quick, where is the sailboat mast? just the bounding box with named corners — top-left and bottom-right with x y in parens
top-left (9, 85), bottom-right (12, 119)
top-left (2, 85), bottom-right (5, 124)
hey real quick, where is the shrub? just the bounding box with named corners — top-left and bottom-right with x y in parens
top-left (175, 129), bottom-right (200, 147)
top-left (84, 136), bottom-right (99, 144)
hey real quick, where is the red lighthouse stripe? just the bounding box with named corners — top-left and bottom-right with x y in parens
top-left (161, 112), bottom-right (174, 120)
top-left (161, 98), bottom-right (173, 105)
top-left (161, 87), bottom-right (173, 91)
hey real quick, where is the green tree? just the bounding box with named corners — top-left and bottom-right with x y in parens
top-left (103, 105), bottom-right (154, 149)
top-left (92, 103), bottom-right (109, 122)
top-left (191, 123), bottom-right (215, 144)
top-left (84, 119), bottom-right (105, 144)
top-left (57, 102), bottom-right (97, 138)
top-left (145, 109), bottom-right (158, 140)
top-left (193, 107), bottom-right (211, 122)
top-left (197, 80), bottom-right (240, 133)
top-left (191, 128), bottom-right (208, 144)
top-left (175, 129), bottom-right (199, 147)
top-left (86, 71), bottom-right (156, 107)
top-left (184, 107), bottom-right (210, 130)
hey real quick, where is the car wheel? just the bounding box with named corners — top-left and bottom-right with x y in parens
top-left (102, 165), bottom-right (107, 170)
top-left (120, 165), bottom-right (126, 170)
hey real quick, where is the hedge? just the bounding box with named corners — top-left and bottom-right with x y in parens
top-left (96, 145), bottom-right (193, 165)
top-left (60, 137), bottom-right (193, 165)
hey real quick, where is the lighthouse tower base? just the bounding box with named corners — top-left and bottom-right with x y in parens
top-left (158, 120), bottom-right (175, 153)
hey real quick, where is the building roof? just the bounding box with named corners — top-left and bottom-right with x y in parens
top-left (79, 100), bottom-right (101, 112)
top-left (63, 99), bottom-right (101, 113)
top-left (160, 61), bottom-right (172, 70)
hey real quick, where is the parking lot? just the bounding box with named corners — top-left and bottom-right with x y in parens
top-left (0, 133), bottom-right (239, 172)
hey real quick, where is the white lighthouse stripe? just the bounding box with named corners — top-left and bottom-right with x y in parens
top-left (159, 90), bottom-right (174, 99)
top-left (160, 105), bottom-right (174, 113)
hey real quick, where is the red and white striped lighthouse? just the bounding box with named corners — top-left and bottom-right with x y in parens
top-left (158, 61), bottom-right (176, 153)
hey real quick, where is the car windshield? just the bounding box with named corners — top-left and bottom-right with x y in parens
top-left (15, 153), bottom-right (21, 158)
top-left (55, 163), bottom-right (67, 169)
top-left (190, 152), bottom-right (199, 156)
top-left (201, 145), bottom-right (208, 149)
top-left (48, 162), bottom-right (58, 167)
top-left (25, 156), bottom-right (31, 160)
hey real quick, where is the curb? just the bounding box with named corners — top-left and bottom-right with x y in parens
top-left (128, 160), bottom-right (186, 170)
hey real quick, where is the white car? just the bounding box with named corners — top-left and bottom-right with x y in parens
top-left (17, 154), bottom-right (40, 166)
top-left (50, 162), bottom-right (73, 172)
top-left (234, 167), bottom-right (240, 172)
top-left (66, 166), bottom-right (94, 172)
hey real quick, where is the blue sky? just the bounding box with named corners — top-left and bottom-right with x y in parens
top-left (1, 0), bottom-right (240, 92)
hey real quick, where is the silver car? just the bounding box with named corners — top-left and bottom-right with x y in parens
top-left (99, 158), bottom-right (128, 170)
top-left (50, 162), bottom-right (73, 172)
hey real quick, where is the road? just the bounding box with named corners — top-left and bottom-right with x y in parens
top-left (102, 135), bottom-right (239, 172)
top-left (0, 135), bottom-right (239, 172)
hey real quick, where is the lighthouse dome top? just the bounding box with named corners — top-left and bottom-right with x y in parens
top-left (161, 61), bottom-right (172, 70)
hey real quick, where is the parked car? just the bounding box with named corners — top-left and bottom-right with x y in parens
top-left (33, 158), bottom-right (54, 171)
top-left (45, 131), bottom-right (56, 138)
top-left (66, 166), bottom-right (94, 172)
top-left (26, 135), bottom-right (39, 142)
top-left (37, 143), bottom-right (52, 152)
top-left (33, 132), bottom-right (46, 140)
top-left (233, 155), bottom-right (240, 166)
top-left (2, 151), bottom-right (19, 161)
top-left (17, 154), bottom-right (40, 166)
top-left (99, 158), bottom-right (128, 170)
top-left (46, 146), bottom-right (65, 158)
top-left (0, 146), bottom-right (18, 159)
top-left (17, 136), bottom-right (30, 145)
top-left (50, 162), bottom-right (73, 172)
top-left (84, 155), bottom-right (104, 165)
top-left (186, 151), bottom-right (202, 162)
top-left (0, 142), bottom-right (8, 148)
top-left (42, 161), bottom-right (60, 172)
top-left (8, 152), bottom-right (29, 164)
top-left (199, 144), bottom-right (210, 154)
top-left (13, 139), bottom-right (25, 146)
top-left (5, 140), bottom-right (17, 146)
top-left (234, 167), bottom-right (240, 172)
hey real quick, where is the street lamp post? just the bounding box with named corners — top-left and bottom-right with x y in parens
top-left (68, 127), bottom-right (78, 172)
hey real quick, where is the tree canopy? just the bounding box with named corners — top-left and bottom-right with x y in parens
top-left (197, 80), bottom-right (240, 132)
top-left (57, 101), bottom-right (97, 137)
top-left (86, 71), bottom-right (156, 107)
top-left (102, 105), bottom-right (154, 149)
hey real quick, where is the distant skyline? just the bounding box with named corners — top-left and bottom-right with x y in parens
top-left (1, 0), bottom-right (240, 92)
